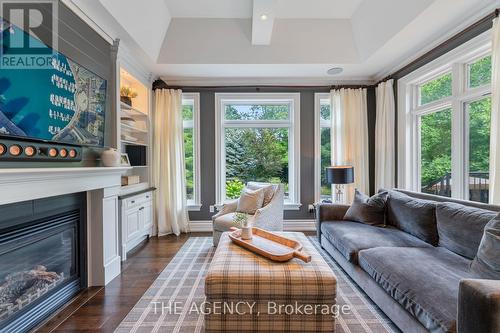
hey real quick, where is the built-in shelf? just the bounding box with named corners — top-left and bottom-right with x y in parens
top-left (119, 68), bottom-right (151, 196)
top-left (121, 139), bottom-right (148, 146)
top-left (120, 102), bottom-right (148, 117)
top-left (121, 123), bottom-right (148, 133)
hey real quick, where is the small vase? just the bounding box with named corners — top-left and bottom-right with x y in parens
top-left (101, 148), bottom-right (120, 167)
top-left (241, 226), bottom-right (253, 240)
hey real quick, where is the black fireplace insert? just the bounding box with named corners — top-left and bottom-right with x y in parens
top-left (0, 193), bottom-right (87, 333)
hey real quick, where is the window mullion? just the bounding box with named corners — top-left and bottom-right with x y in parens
top-left (451, 62), bottom-right (465, 199)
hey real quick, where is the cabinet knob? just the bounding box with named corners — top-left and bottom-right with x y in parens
top-left (131, 200), bottom-right (135, 204)
top-left (139, 206), bottom-right (144, 210)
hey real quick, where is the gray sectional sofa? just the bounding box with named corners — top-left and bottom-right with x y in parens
top-left (316, 189), bottom-right (500, 333)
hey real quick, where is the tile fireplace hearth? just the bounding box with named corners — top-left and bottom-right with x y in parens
top-left (0, 193), bottom-right (86, 332)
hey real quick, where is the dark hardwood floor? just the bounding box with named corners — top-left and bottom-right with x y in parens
top-left (37, 232), bottom-right (210, 333)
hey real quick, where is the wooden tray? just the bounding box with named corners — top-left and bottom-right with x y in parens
top-left (228, 227), bottom-right (311, 263)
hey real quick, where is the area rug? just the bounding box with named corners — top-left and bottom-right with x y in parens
top-left (115, 237), bottom-right (400, 333)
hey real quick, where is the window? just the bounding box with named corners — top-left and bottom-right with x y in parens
top-left (314, 93), bottom-right (333, 202)
top-left (398, 34), bottom-right (492, 203)
top-left (182, 93), bottom-right (201, 210)
top-left (419, 72), bottom-right (453, 105)
top-left (215, 93), bottom-right (301, 209)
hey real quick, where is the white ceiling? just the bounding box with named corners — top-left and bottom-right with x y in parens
top-left (163, 0), bottom-right (363, 19)
top-left (69, 0), bottom-right (500, 85)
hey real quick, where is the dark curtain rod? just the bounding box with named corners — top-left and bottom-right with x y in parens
top-left (153, 81), bottom-right (374, 91)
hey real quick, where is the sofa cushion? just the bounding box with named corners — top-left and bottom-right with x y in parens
top-left (320, 221), bottom-right (432, 264)
top-left (358, 247), bottom-right (473, 333)
top-left (436, 202), bottom-right (497, 259)
top-left (344, 189), bottom-right (388, 226)
top-left (387, 190), bottom-right (438, 245)
top-left (470, 213), bottom-right (500, 279)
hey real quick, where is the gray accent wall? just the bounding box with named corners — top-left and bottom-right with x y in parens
top-left (173, 86), bottom-right (376, 221)
top-left (0, 2), bottom-right (116, 168)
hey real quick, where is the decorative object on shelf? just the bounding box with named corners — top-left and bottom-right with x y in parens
top-left (228, 227), bottom-right (311, 262)
top-left (120, 116), bottom-right (136, 127)
top-left (121, 175), bottom-right (140, 186)
top-left (120, 86), bottom-right (138, 106)
top-left (120, 153), bottom-right (131, 166)
top-left (101, 147), bottom-right (121, 167)
top-left (326, 165), bottom-right (354, 203)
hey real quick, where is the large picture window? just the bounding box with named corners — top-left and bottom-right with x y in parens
top-left (398, 34), bottom-right (492, 203)
top-left (215, 93), bottom-right (301, 209)
top-left (182, 93), bottom-right (201, 210)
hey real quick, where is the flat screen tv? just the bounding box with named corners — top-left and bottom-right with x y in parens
top-left (0, 19), bottom-right (107, 147)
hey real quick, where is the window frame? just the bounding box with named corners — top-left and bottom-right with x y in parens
top-left (314, 92), bottom-right (332, 203)
top-left (215, 93), bottom-right (301, 210)
top-left (182, 92), bottom-right (201, 211)
top-left (397, 31), bottom-right (492, 201)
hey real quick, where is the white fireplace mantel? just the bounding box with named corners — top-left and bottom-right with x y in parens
top-left (0, 166), bottom-right (132, 286)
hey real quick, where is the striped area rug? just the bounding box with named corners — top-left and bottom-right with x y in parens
top-left (116, 236), bottom-right (400, 333)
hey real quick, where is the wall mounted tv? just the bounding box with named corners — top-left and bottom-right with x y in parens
top-left (0, 19), bottom-right (107, 147)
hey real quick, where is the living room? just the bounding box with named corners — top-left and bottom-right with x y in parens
top-left (0, 0), bottom-right (499, 332)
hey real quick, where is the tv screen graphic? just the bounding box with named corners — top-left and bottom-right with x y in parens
top-left (0, 19), bottom-right (107, 147)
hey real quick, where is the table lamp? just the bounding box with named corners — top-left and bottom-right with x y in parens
top-left (326, 165), bottom-right (354, 203)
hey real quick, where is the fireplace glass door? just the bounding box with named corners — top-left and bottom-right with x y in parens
top-left (0, 213), bottom-right (78, 325)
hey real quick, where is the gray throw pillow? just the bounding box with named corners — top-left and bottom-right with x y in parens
top-left (386, 191), bottom-right (438, 245)
top-left (236, 188), bottom-right (265, 215)
top-left (344, 189), bottom-right (388, 225)
top-left (436, 202), bottom-right (497, 259)
top-left (470, 214), bottom-right (500, 279)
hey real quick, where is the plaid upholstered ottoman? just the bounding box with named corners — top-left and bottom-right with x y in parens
top-left (205, 232), bottom-right (337, 332)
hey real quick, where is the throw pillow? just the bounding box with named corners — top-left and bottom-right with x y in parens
top-left (246, 182), bottom-right (276, 206)
top-left (386, 190), bottom-right (438, 245)
top-left (236, 188), bottom-right (265, 215)
top-left (470, 213), bottom-right (500, 279)
top-left (436, 202), bottom-right (497, 259)
top-left (344, 189), bottom-right (388, 225)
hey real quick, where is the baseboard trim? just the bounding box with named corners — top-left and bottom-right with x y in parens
top-left (188, 220), bottom-right (316, 232)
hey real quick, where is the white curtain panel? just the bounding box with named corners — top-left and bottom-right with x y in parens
top-left (330, 88), bottom-right (369, 202)
top-left (490, 17), bottom-right (500, 205)
top-left (375, 79), bottom-right (396, 191)
top-left (153, 89), bottom-right (189, 236)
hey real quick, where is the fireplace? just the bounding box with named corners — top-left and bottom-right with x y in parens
top-left (0, 193), bottom-right (86, 333)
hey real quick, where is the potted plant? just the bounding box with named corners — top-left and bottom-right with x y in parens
top-left (233, 212), bottom-right (253, 240)
top-left (120, 86), bottom-right (138, 106)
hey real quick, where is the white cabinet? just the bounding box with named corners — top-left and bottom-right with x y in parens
top-left (119, 190), bottom-right (153, 261)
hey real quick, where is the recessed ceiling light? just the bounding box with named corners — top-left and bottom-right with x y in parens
top-left (260, 14), bottom-right (268, 21)
top-left (327, 67), bottom-right (343, 75)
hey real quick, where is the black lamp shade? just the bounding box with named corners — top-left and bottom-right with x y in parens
top-left (326, 166), bottom-right (354, 184)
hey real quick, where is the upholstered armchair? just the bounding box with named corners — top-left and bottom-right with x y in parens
top-left (212, 182), bottom-right (284, 246)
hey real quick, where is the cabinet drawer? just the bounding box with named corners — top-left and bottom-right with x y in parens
top-left (124, 191), bottom-right (153, 209)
